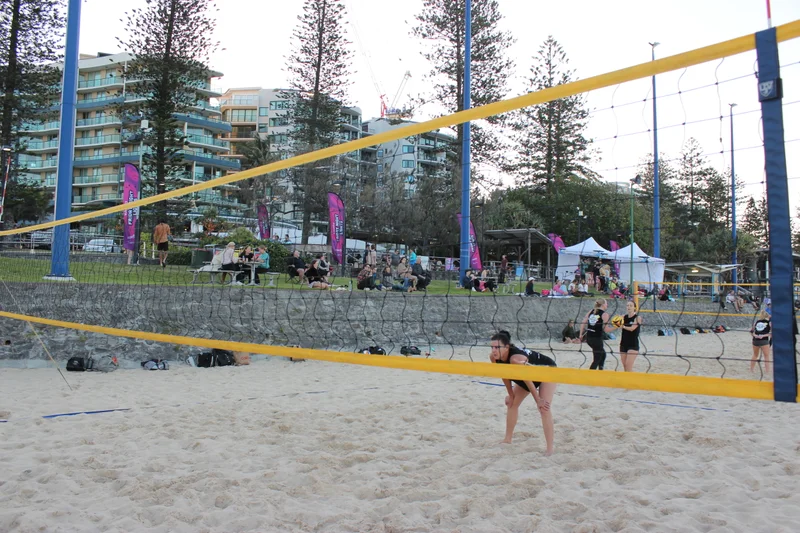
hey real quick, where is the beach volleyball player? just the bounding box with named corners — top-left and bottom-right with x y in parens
top-left (489, 330), bottom-right (557, 455)
top-left (618, 301), bottom-right (643, 372)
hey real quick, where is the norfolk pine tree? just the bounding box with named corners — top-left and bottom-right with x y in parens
top-left (284, 0), bottom-right (353, 244)
top-left (413, 0), bottom-right (514, 186)
top-left (509, 36), bottom-right (593, 192)
top-left (0, 0), bottom-right (64, 148)
top-left (117, 0), bottom-right (219, 223)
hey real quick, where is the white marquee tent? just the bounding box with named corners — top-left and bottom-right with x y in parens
top-left (608, 243), bottom-right (665, 287)
top-left (554, 237), bottom-right (612, 281)
top-left (555, 239), bottom-right (665, 288)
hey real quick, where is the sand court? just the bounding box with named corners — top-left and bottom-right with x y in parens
top-left (1, 333), bottom-right (799, 532)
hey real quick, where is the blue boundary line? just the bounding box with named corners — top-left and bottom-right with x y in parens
top-left (0, 386), bottom-right (381, 423)
top-left (472, 381), bottom-right (732, 412)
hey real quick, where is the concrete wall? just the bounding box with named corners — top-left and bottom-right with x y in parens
top-left (0, 282), bottom-right (768, 367)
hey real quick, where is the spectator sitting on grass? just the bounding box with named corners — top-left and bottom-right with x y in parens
top-left (551, 277), bottom-right (568, 296)
top-left (357, 264), bottom-right (376, 290)
top-left (577, 278), bottom-right (591, 296)
top-left (525, 277), bottom-right (539, 297)
top-left (317, 253), bottom-right (330, 282)
top-left (306, 259), bottom-right (329, 289)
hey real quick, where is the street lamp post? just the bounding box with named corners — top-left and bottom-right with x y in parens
top-left (474, 201), bottom-right (485, 266)
top-left (0, 146), bottom-right (13, 226)
top-left (729, 103), bottom-right (738, 292)
top-left (630, 174), bottom-right (642, 291)
top-left (650, 42), bottom-right (660, 258)
top-left (576, 209), bottom-right (587, 241)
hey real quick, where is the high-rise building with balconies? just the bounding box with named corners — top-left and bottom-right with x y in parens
top-left (362, 118), bottom-right (454, 198)
top-left (218, 87), bottom-right (374, 236)
top-left (19, 52), bottom-right (243, 232)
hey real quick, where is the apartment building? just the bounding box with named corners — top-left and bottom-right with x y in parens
top-left (219, 87), bottom-right (374, 235)
top-left (363, 118), bottom-right (454, 198)
top-left (20, 52), bottom-right (242, 232)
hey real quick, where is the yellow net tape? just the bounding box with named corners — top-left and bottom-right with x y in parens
top-left (2, 310), bottom-right (791, 402)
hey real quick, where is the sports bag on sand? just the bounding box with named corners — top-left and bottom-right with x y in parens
top-left (66, 357), bottom-right (94, 372)
top-left (212, 349), bottom-right (235, 366)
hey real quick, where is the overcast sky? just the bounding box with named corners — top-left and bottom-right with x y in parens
top-left (76, 0), bottom-right (800, 219)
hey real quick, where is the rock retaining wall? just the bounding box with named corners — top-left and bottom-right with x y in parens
top-left (0, 283), bottom-right (765, 367)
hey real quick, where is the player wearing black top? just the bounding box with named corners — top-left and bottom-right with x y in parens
top-left (750, 309), bottom-right (772, 373)
top-left (619, 300), bottom-right (643, 372)
top-left (580, 299), bottom-right (616, 370)
top-left (489, 330), bottom-right (557, 455)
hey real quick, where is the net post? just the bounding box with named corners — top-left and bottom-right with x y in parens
top-left (755, 28), bottom-right (798, 403)
top-left (48, 0), bottom-right (82, 280)
top-left (633, 281), bottom-right (639, 309)
top-left (458, 0), bottom-right (472, 288)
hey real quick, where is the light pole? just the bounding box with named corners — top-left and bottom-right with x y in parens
top-left (0, 146), bottom-right (12, 226)
top-left (576, 209), bottom-right (587, 241)
top-left (630, 174), bottom-right (642, 291)
top-left (474, 201), bottom-right (485, 266)
top-left (729, 103), bottom-right (738, 292)
top-left (650, 41), bottom-right (660, 258)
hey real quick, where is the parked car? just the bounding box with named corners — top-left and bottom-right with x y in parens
top-left (83, 238), bottom-right (121, 253)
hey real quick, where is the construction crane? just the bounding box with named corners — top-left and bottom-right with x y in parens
top-left (344, 0), bottom-right (411, 119)
top-left (386, 71), bottom-right (412, 119)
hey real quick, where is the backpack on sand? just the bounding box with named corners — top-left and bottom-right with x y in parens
top-left (400, 346), bottom-right (421, 356)
top-left (196, 352), bottom-right (215, 368)
top-left (141, 359), bottom-right (169, 370)
top-left (212, 349), bottom-right (235, 366)
top-left (66, 356), bottom-right (94, 372)
top-left (359, 346), bottom-right (386, 355)
top-left (94, 355), bottom-right (119, 372)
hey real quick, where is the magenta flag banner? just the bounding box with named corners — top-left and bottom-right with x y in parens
top-left (257, 204), bottom-right (270, 240)
top-left (548, 233), bottom-right (566, 253)
top-left (609, 240), bottom-right (621, 276)
top-left (456, 214), bottom-right (482, 271)
top-left (122, 163), bottom-right (140, 251)
top-left (328, 192), bottom-right (345, 264)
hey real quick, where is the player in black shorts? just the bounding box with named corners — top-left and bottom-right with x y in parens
top-left (489, 330), bottom-right (557, 455)
top-left (579, 298), bottom-right (616, 370)
top-left (750, 309), bottom-right (771, 373)
top-left (619, 300), bottom-right (643, 372)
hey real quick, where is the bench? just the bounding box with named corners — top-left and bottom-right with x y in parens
top-left (188, 264), bottom-right (222, 284)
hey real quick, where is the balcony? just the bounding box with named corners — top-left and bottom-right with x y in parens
top-left (181, 150), bottom-right (241, 170)
top-left (76, 95), bottom-right (125, 110)
top-left (220, 96), bottom-right (258, 108)
top-left (73, 193), bottom-right (122, 205)
top-left (73, 152), bottom-right (139, 167)
top-left (195, 192), bottom-right (242, 207)
top-left (76, 134), bottom-right (121, 147)
top-left (77, 115), bottom-right (122, 128)
top-left (175, 113), bottom-right (232, 133)
top-left (25, 158), bottom-right (58, 170)
top-left (25, 139), bottom-right (59, 152)
top-left (197, 83), bottom-right (223, 97)
top-left (73, 174), bottom-right (120, 186)
top-left (186, 134), bottom-right (230, 151)
top-left (78, 76), bottom-right (124, 90)
top-left (192, 101), bottom-right (222, 114)
top-left (22, 121), bottom-right (60, 133)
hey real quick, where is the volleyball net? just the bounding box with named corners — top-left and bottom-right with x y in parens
top-left (1, 22), bottom-right (799, 402)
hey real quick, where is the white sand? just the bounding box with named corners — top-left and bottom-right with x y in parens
top-left (1, 331), bottom-right (799, 532)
